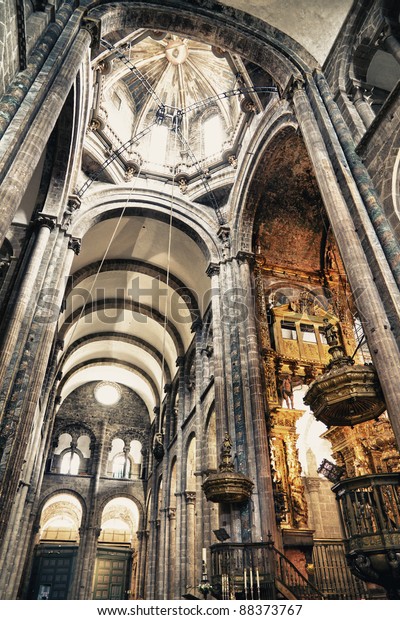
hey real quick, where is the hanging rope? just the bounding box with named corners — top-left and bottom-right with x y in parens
top-left (157, 129), bottom-right (178, 435)
top-left (66, 163), bottom-right (142, 348)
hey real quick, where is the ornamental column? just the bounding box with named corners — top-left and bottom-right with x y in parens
top-left (167, 507), bottom-right (177, 599)
top-left (291, 79), bottom-right (400, 448)
top-left (136, 529), bottom-right (149, 600)
top-left (235, 254), bottom-right (278, 542)
top-left (185, 491), bottom-right (196, 595)
top-left (0, 223), bottom-right (77, 592)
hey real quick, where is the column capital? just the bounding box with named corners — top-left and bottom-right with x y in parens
top-left (33, 214), bottom-right (57, 231)
top-left (55, 339), bottom-right (64, 353)
top-left (81, 16), bottom-right (101, 49)
top-left (176, 356), bottom-right (185, 367)
top-left (235, 250), bottom-right (255, 265)
top-left (185, 490), bottom-right (196, 504)
top-left (191, 317), bottom-right (203, 333)
top-left (283, 76), bottom-right (306, 102)
top-left (304, 477), bottom-right (321, 492)
top-left (206, 262), bottom-right (220, 278)
top-left (168, 507), bottom-right (177, 520)
top-left (68, 237), bottom-right (81, 255)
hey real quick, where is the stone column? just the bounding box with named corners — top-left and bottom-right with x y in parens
top-left (304, 478), bottom-right (324, 536)
top-left (78, 421), bottom-right (107, 599)
top-left (0, 228), bottom-right (76, 587)
top-left (156, 383), bottom-right (173, 599)
top-left (352, 85), bottom-right (375, 129)
top-left (167, 507), bottom-right (177, 599)
top-left (72, 526), bottom-right (101, 600)
top-left (0, 28), bottom-right (92, 246)
top-left (145, 519), bottom-right (160, 599)
top-left (173, 357), bottom-right (186, 597)
top-left (206, 263), bottom-right (226, 448)
top-left (0, 0), bottom-right (77, 139)
top-left (382, 30), bottom-right (400, 65)
top-left (236, 255), bottom-right (278, 541)
top-left (313, 70), bottom-right (400, 290)
top-left (136, 529), bottom-right (149, 599)
top-left (185, 491), bottom-right (196, 594)
top-left (291, 80), bottom-right (400, 448)
top-left (0, 216), bottom-right (56, 395)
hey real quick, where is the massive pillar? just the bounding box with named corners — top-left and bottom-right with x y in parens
top-left (291, 80), bottom-right (400, 448)
top-left (0, 224), bottom-right (76, 596)
top-left (205, 248), bottom-right (277, 544)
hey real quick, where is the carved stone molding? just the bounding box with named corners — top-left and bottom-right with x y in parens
top-left (185, 491), bottom-right (196, 505)
top-left (68, 238), bottom-right (81, 255)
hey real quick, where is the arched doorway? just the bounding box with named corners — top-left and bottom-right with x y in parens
top-left (29, 493), bottom-right (83, 600)
top-left (93, 497), bottom-right (140, 600)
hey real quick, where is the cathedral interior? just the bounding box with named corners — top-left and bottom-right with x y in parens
top-left (1, 0), bottom-right (400, 602)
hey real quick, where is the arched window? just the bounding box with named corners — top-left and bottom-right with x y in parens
top-left (112, 453), bottom-right (131, 479)
top-left (203, 114), bottom-right (223, 157)
top-left (148, 124), bottom-right (169, 164)
top-left (60, 451), bottom-right (80, 475)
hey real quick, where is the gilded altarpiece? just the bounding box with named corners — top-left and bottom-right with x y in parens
top-left (254, 252), bottom-right (361, 535)
top-left (322, 415), bottom-right (400, 478)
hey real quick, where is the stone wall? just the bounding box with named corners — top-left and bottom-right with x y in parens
top-left (303, 476), bottom-right (342, 539)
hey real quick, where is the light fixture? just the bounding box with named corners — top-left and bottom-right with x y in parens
top-left (94, 381), bottom-right (121, 406)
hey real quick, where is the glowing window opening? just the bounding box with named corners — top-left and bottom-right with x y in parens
top-left (300, 323), bottom-right (317, 343)
top-left (112, 454), bottom-right (131, 479)
top-left (148, 124), bottom-right (169, 164)
top-left (203, 114), bottom-right (223, 157)
top-left (281, 320), bottom-right (297, 341)
top-left (95, 381), bottom-right (121, 405)
top-left (60, 451), bottom-right (80, 475)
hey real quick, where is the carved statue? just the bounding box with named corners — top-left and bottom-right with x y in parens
top-left (290, 478), bottom-right (309, 529)
top-left (323, 318), bottom-right (339, 346)
top-left (281, 375), bottom-right (294, 409)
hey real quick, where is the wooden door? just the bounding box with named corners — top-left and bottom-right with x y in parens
top-left (93, 549), bottom-right (132, 600)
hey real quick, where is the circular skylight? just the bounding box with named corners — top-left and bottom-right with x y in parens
top-left (94, 381), bottom-right (121, 405)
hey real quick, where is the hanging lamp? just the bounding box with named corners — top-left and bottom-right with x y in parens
top-left (202, 433), bottom-right (254, 503)
top-left (303, 320), bottom-right (386, 426)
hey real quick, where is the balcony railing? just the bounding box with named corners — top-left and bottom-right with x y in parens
top-left (332, 473), bottom-right (400, 549)
top-left (312, 539), bottom-right (369, 599)
top-left (210, 542), bottom-right (324, 600)
top-left (332, 473), bottom-right (400, 596)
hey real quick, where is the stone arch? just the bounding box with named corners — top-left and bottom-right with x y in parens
top-left (86, 0), bottom-right (317, 88)
top-left (234, 122), bottom-right (327, 268)
top-left (230, 104), bottom-right (298, 252)
top-left (58, 358), bottom-right (160, 411)
top-left (99, 495), bottom-right (141, 547)
top-left (36, 489), bottom-right (87, 531)
top-left (97, 491), bottom-right (145, 531)
top-left (64, 259), bottom-right (200, 323)
top-left (61, 333), bottom-right (172, 385)
top-left (70, 189), bottom-right (220, 264)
